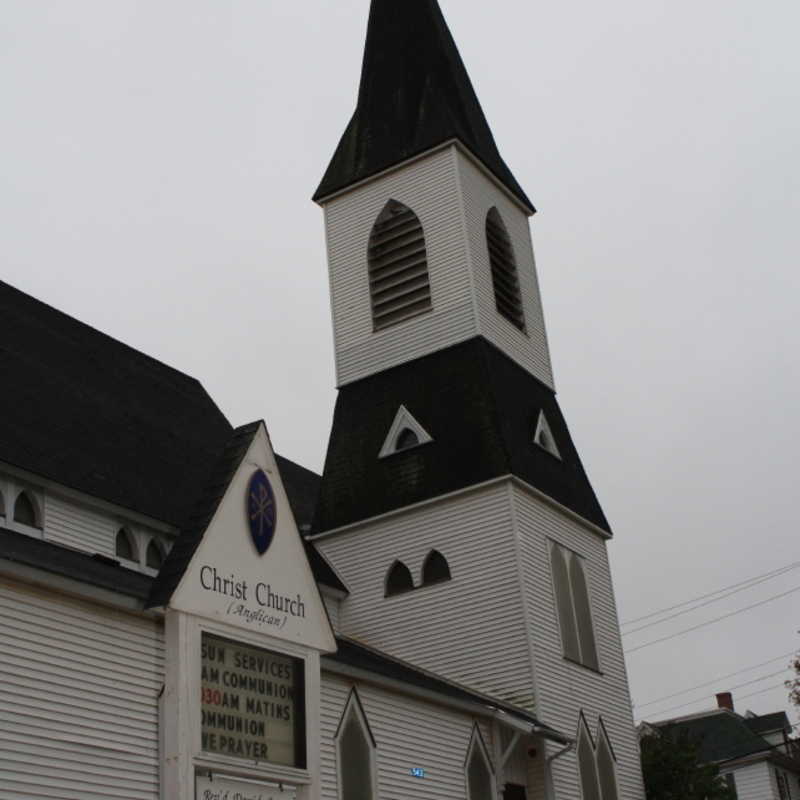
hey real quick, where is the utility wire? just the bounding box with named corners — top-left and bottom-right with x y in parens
top-left (621, 560), bottom-right (800, 628)
top-left (623, 566), bottom-right (800, 636)
top-left (635, 669), bottom-right (790, 718)
top-left (626, 584), bottom-right (800, 654)
top-left (635, 651), bottom-right (797, 710)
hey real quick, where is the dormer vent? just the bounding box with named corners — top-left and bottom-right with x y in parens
top-left (534, 410), bottom-right (561, 459)
top-left (368, 200), bottom-right (432, 331)
top-left (486, 208), bottom-right (525, 331)
top-left (378, 405), bottom-right (433, 458)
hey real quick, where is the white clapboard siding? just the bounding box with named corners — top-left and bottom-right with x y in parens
top-left (455, 151), bottom-right (554, 390)
top-left (0, 580), bottom-right (164, 800)
top-left (317, 484), bottom-right (536, 709)
top-left (45, 492), bottom-right (117, 555)
top-left (320, 672), bottom-right (497, 800)
top-left (324, 147), bottom-right (478, 386)
top-left (323, 593), bottom-right (340, 633)
top-left (512, 485), bottom-right (645, 800)
top-left (725, 762), bottom-right (779, 800)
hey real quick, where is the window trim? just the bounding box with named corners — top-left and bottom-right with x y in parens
top-left (549, 540), bottom-right (600, 671)
top-left (533, 410), bottom-right (561, 460)
top-left (115, 526), bottom-right (139, 565)
top-left (378, 404), bottom-right (433, 459)
top-left (464, 723), bottom-right (496, 800)
top-left (12, 488), bottom-right (43, 533)
top-left (595, 717), bottom-right (619, 800)
top-left (335, 688), bottom-right (378, 800)
top-left (485, 207), bottom-right (526, 333)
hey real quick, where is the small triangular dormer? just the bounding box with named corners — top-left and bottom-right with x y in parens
top-left (378, 405), bottom-right (433, 458)
top-left (534, 410), bottom-right (561, 459)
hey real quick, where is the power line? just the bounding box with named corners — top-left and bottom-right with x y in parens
top-left (635, 669), bottom-right (790, 718)
top-left (622, 565), bottom-right (800, 636)
top-left (635, 651), bottom-right (798, 710)
top-left (621, 560), bottom-right (800, 628)
top-left (626, 584), bottom-right (800, 654)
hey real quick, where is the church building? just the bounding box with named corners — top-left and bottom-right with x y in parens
top-left (0, 2), bottom-right (645, 799)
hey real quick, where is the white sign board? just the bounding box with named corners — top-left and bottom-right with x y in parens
top-left (196, 776), bottom-right (296, 800)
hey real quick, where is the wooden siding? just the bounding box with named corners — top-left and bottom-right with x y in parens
top-left (317, 483), bottom-right (536, 709)
top-left (324, 147), bottom-right (478, 386)
top-left (455, 151), bottom-right (554, 390)
top-left (724, 762), bottom-right (780, 800)
top-left (46, 492), bottom-right (117, 555)
top-left (0, 580), bottom-right (164, 799)
top-left (512, 485), bottom-right (645, 800)
top-left (322, 593), bottom-right (340, 633)
top-left (320, 671), bottom-right (498, 800)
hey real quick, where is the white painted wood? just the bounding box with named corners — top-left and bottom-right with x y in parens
top-left (0, 579), bottom-right (164, 800)
top-left (323, 147), bottom-right (478, 386)
top-left (512, 484), bottom-right (645, 800)
top-left (725, 761), bottom-right (780, 800)
top-left (453, 150), bottom-right (554, 389)
top-left (322, 593), bottom-right (340, 633)
top-left (317, 483), bottom-right (536, 710)
top-left (320, 671), bottom-right (500, 800)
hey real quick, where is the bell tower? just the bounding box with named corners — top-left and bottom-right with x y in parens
top-left (312, 2), bottom-right (645, 799)
top-left (314, 0), bottom-right (553, 390)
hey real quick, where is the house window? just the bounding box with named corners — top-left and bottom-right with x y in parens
top-left (336, 690), bottom-right (376, 800)
top-left (115, 528), bottom-right (137, 562)
top-left (486, 207), bottom-right (525, 331)
top-left (385, 560), bottom-right (414, 596)
top-left (466, 726), bottom-right (495, 800)
top-left (146, 539), bottom-right (165, 570)
top-left (367, 199), bottom-right (432, 331)
top-left (550, 542), bottom-right (599, 670)
top-left (14, 491), bottom-right (41, 528)
top-left (422, 550), bottom-right (451, 586)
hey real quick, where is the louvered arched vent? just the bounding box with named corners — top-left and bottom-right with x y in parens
top-left (486, 208), bottom-right (525, 330)
top-left (368, 200), bottom-right (432, 330)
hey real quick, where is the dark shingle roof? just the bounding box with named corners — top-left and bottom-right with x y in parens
top-left (326, 636), bottom-right (569, 743)
top-left (313, 337), bottom-right (610, 534)
top-left (745, 712), bottom-right (791, 736)
top-left (0, 280), bottom-right (233, 527)
top-left (653, 711), bottom-right (773, 764)
top-left (314, 0), bottom-right (533, 212)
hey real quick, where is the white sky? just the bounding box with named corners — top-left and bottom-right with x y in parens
top-left (2, 0), bottom-right (799, 727)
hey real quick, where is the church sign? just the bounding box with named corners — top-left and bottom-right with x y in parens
top-left (201, 634), bottom-right (306, 768)
top-left (196, 776), bottom-right (296, 800)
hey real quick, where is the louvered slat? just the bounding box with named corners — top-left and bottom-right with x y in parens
top-left (486, 208), bottom-right (525, 330)
top-left (368, 200), bottom-right (432, 330)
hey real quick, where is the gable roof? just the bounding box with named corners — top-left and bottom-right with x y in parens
top-left (313, 0), bottom-right (534, 212)
top-left (651, 710), bottom-right (774, 764)
top-left (313, 337), bottom-right (610, 534)
top-left (0, 279), bottom-right (233, 527)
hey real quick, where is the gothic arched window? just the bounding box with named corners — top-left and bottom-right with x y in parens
top-left (422, 550), bottom-right (451, 586)
top-left (465, 726), bottom-right (494, 800)
top-left (385, 560), bottom-right (414, 597)
top-left (367, 200), bottom-right (432, 330)
top-left (596, 720), bottom-right (619, 800)
top-left (336, 689), bottom-right (377, 800)
top-left (146, 539), bottom-right (165, 570)
top-left (116, 528), bottom-right (137, 562)
top-left (486, 208), bottom-right (525, 331)
top-left (14, 491), bottom-right (40, 528)
top-left (577, 717), bottom-right (601, 800)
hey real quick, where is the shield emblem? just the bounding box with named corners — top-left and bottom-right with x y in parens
top-left (247, 469), bottom-right (277, 555)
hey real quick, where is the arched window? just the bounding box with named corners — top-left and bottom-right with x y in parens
top-left (422, 550), bottom-right (451, 586)
top-left (14, 491), bottom-right (40, 528)
top-left (367, 199), bottom-right (432, 330)
top-left (550, 543), bottom-right (580, 662)
top-left (569, 555), bottom-right (599, 671)
top-left (596, 720), bottom-right (619, 800)
top-left (385, 560), bottom-right (414, 597)
top-left (577, 716), bottom-right (601, 800)
top-left (336, 689), bottom-right (376, 800)
top-left (146, 539), bottom-right (165, 570)
top-left (395, 427), bottom-right (419, 451)
top-left (486, 208), bottom-right (525, 330)
top-left (115, 528), bottom-right (137, 562)
top-left (465, 726), bottom-right (494, 800)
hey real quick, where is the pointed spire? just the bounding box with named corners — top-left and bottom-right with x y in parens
top-left (314, 0), bottom-right (534, 212)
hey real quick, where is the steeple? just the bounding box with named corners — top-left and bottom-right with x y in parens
top-left (314, 0), bottom-right (534, 212)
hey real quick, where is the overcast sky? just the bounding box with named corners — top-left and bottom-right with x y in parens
top-left (2, 0), bottom-right (799, 727)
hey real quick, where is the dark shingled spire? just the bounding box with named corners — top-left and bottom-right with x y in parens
top-left (314, 0), bottom-right (534, 212)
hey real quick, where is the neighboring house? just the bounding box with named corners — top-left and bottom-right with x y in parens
top-left (0, 2), bottom-right (647, 799)
top-left (640, 693), bottom-right (800, 800)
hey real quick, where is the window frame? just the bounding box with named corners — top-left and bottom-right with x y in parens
top-left (549, 540), bottom-right (601, 672)
top-left (464, 724), bottom-right (496, 800)
top-left (335, 688), bottom-right (378, 800)
top-left (12, 488), bottom-right (43, 533)
top-left (115, 526), bottom-right (139, 564)
top-left (384, 560), bottom-right (414, 597)
top-left (485, 207), bottom-right (526, 333)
